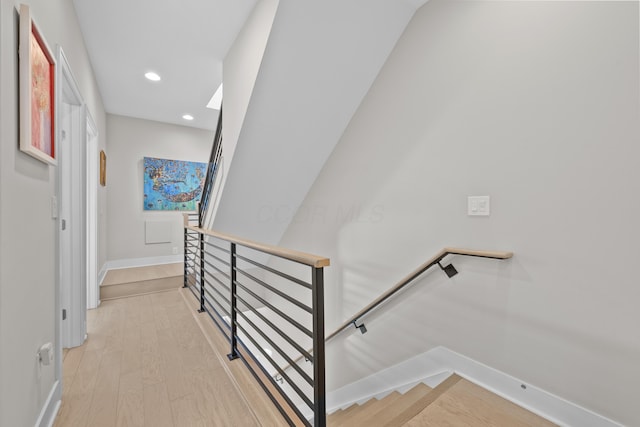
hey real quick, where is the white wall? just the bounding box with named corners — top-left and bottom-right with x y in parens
top-left (213, 0), bottom-right (417, 245)
top-left (106, 114), bottom-right (213, 264)
top-left (222, 0), bottom-right (279, 179)
top-left (277, 1), bottom-right (640, 425)
top-left (0, 0), bottom-right (107, 425)
top-left (203, 0), bottom-right (279, 224)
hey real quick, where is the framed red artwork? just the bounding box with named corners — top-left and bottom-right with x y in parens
top-left (19, 4), bottom-right (56, 165)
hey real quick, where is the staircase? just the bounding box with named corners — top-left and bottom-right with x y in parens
top-left (100, 263), bottom-right (183, 300)
top-left (327, 374), bottom-right (556, 427)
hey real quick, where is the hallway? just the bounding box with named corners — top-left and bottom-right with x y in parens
top-left (54, 289), bottom-right (270, 426)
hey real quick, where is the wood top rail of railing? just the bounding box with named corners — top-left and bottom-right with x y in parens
top-left (183, 215), bottom-right (330, 268)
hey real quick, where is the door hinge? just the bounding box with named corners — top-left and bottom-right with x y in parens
top-left (62, 309), bottom-right (67, 320)
top-left (61, 219), bottom-right (66, 230)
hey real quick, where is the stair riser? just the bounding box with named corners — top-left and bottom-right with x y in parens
top-left (100, 276), bottom-right (182, 300)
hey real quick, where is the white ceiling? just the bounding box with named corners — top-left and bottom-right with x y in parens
top-left (72, 0), bottom-right (258, 131)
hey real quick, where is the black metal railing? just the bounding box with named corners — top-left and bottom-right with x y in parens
top-left (183, 214), bottom-right (330, 427)
top-left (198, 106), bottom-right (223, 226)
top-left (188, 103), bottom-right (511, 422)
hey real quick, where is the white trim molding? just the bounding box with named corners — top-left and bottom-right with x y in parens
top-left (326, 346), bottom-right (622, 427)
top-left (34, 380), bottom-right (61, 427)
top-left (100, 254), bottom-right (183, 281)
top-left (98, 264), bottom-right (108, 287)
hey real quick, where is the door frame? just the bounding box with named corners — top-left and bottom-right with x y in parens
top-left (86, 111), bottom-right (99, 310)
top-left (56, 46), bottom-right (87, 350)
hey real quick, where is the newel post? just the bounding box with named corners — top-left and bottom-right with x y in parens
top-left (312, 266), bottom-right (326, 426)
top-left (227, 243), bottom-right (239, 360)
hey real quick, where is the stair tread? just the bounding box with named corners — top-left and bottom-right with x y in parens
top-left (102, 263), bottom-right (183, 286)
top-left (330, 402), bottom-right (360, 420)
top-left (335, 391), bottom-right (403, 426)
top-left (330, 382), bottom-right (432, 426)
top-left (376, 382), bottom-right (433, 426)
top-left (331, 396), bottom-right (384, 426)
top-left (385, 374), bottom-right (462, 426)
top-left (404, 378), bottom-right (557, 427)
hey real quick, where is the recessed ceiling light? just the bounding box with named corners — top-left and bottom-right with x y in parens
top-left (145, 72), bottom-right (161, 82)
top-left (182, 114), bottom-right (194, 121)
top-left (206, 83), bottom-right (223, 110)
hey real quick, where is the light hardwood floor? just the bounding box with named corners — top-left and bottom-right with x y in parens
top-left (54, 289), bottom-right (285, 427)
top-left (405, 377), bottom-right (557, 427)
top-left (55, 287), bottom-right (554, 427)
top-left (328, 375), bottom-right (557, 427)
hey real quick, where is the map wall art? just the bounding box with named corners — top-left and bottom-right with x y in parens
top-left (143, 157), bottom-right (207, 211)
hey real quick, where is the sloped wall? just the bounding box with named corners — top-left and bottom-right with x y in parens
top-left (221, 0), bottom-right (280, 184)
top-left (213, 0), bottom-right (418, 245)
top-left (277, 1), bottom-right (640, 425)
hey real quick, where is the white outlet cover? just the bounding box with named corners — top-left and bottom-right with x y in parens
top-left (468, 196), bottom-right (490, 216)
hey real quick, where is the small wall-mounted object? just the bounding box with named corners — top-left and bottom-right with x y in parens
top-left (468, 196), bottom-right (490, 216)
top-left (100, 150), bottom-right (106, 186)
top-left (438, 261), bottom-right (459, 278)
top-left (38, 342), bottom-right (54, 366)
top-left (51, 196), bottom-right (58, 219)
top-left (145, 220), bottom-right (172, 244)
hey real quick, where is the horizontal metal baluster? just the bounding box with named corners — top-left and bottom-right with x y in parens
top-left (235, 253), bottom-right (312, 289)
top-left (203, 239), bottom-right (231, 254)
top-left (234, 321), bottom-right (313, 410)
top-left (203, 285), bottom-right (231, 316)
top-left (235, 280), bottom-right (313, 338)
top-left (235, 292), bottom-right (313, 363)
top-left (204, 270), bottom-right (231, 293)
top-left (236, 267), bottom-right (312, 314)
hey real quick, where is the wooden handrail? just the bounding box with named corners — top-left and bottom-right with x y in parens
top-left (325, 247), bottom-right (511, 341)
top-left (277, 247), bottom-right (512, 376)
top-left (183, 219), bottom-right (330, 268)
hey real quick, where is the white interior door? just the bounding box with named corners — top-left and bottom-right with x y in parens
top-left (58, 48), bottom-right (87, 348)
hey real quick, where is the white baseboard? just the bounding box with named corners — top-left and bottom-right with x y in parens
top-left (325, 346), bottom-right (621, 427)
top-left (434, 347), bottom-right (622, 427)
top-left (34, 380), bottom-right (61, 427)
top-left (98, 264), bottom-right (108, 286)
top-left (101, 255), bottom-right (183, 275)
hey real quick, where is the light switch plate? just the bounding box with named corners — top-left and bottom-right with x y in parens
top-left (468, 196), bottom-right (490, 216)
top-left (51, 196), bottom-right (58, 219)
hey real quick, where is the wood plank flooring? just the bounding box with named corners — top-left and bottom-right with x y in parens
top-left (54, 289), bottom-right (285, 427)
top-left (55, 286), bottom-right (556, 427)
top-left (328, 375), bottom-right (556, 427)
top-left (405, 378), bottom-right (558, 427)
